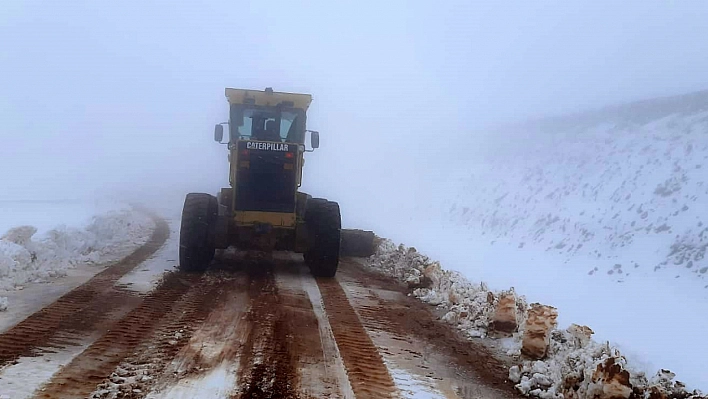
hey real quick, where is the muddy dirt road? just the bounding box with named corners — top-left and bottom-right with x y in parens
top-left (0, 221), bottom-right (520, 399)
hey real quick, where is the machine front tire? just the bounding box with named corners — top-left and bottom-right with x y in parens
top-left (305, 198), bottom-right (341, 277)
top-left (179, 193), bottom-right (218, 273)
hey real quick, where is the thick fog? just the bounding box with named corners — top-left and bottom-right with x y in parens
top-left (2, 1), bottom-right (708, 232)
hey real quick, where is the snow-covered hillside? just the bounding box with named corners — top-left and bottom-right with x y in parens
top-left (442, 90), bottom-right (708, 283)
top-left (385, 90), bottom-right (708, 391)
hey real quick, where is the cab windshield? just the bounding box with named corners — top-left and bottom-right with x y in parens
top-left (229, 104), bottom-right (306, 144)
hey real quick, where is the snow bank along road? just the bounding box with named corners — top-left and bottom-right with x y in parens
top-left (0, 215), bottom-right (520, 399)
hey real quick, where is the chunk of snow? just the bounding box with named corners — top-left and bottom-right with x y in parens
top-left (442, 311), bottom-right (457, 323)
top-left (509, 365), bottom-right (522, 383)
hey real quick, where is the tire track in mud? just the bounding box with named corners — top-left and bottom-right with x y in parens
top-left (316, 277), bottom-right (397, 399)
top-left (89, 270), bottom-right (247, 398)
top-left (33, 271), bottom-right (204, 399)
top-left (141, 271), bottom-right (251, 399)
top-left (274, 262), bottom-right (347, 399)
top-left (231, 266), bottom-right (299, 399)
top-left (0, 215), bottom-right (169, 368)
top-left (338, 259), bottom-right (524, 399)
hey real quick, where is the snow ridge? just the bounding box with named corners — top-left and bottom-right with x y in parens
top-left (0, 208), bottom-right (154, 304)
top-left (366, 239), bottom-right (706, 398)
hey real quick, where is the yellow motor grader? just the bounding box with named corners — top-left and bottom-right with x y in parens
top-left (179, 87), bottom-right (347, 276)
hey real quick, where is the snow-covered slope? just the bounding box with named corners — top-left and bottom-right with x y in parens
top-left (441, 90), bottom-right (708, 283)
top-left (385, 90), bottom-right (708, 391)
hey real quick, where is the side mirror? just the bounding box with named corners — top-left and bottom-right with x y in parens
top-left (311, 131), bottom-right (320, 149)
top-left (214, 124), bottom-right (224, 143)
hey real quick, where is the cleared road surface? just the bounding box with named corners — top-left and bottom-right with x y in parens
top-left (0, 217), bottom-right (520, 399)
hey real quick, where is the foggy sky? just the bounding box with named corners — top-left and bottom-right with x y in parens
top-left (2, 0), bottom-right (708, 229)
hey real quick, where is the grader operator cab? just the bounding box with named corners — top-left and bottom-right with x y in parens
top-left (179, 87), bottom-right (342, 277)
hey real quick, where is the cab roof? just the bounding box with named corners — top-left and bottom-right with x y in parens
top-left (225, 87), bottom-right (312, 111)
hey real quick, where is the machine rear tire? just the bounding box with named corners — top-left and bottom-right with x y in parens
top-left (305, 198), bottom-right (341, 277)
top-left (179, 193), bottom-right (218, 273)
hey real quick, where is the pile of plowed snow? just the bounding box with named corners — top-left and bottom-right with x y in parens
top-left (0, 209), bottom-right (154, 307)
top-left (367, 239), bottom-right (707, 399)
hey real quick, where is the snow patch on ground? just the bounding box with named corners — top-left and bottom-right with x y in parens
top-left (114, 219), bottom-right (179, 294)
top-left (0, 208), bottom-right (154, 301)
top-left (0, 337), bottom-right (92, 399)
top-left (143, 363), bottom-right (238, 399)
top-left (366, 239), bottom-right (707, 399)
top-left (388, 365), bottom-right (447, 399)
